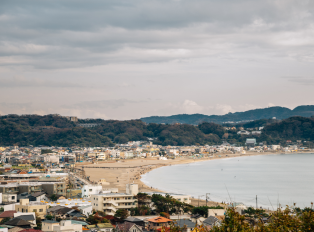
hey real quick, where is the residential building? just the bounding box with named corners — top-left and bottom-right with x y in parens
top-left (91, 185), bottom-right (138, 215)
top-left (147, 216), bottom-right (172, 230)
top-left (66, 189), bottom-right (82, 198)
top-left (0, 183), bottom-right (19, 194)
top-left (15, 199), bottom-right (49, 219)
top-left (42, 220), bottom-right (60, 232)
top-left (81, 185), bottom-right (102, 198)
top-left (246, 138), bottom-right (256, 147)
top-left (41, 182), bottom-right (67, 196)
top-left (116, 222), bottom-right (143, 232)
top-left (53, 220), bottom-right (83, 232)
top-left (19, 182), bottom-right (43, 194)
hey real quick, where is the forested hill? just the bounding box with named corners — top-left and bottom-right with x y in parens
top-left (1, 114), bottom-right (314, 147)
top-left (140, 105), bottom-right (314, 125)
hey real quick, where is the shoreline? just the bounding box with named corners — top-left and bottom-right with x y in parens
top-left (80, 151), bottom-right (314, 207)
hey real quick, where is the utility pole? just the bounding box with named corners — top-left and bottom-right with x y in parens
top-left (206, 193), bottom-right (210, 206)
top-left (256, 195), bottom-right (258, 209)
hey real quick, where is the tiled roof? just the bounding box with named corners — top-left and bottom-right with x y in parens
top-left (15, 215), bottom-right (35, 221)
top-left (5, 217), bottom-right (32, 226)
top-left (117, 222), bottom-right (138, 232)
top-left (0, 210), bottom-right (17, 218)
top-left (147, 217), bottom-right (172, 223)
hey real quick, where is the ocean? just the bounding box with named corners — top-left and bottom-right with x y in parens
top-left (141, 153), bottom-right (314, 209)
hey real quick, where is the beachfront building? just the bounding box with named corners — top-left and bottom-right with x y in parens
top-left (144, 192), bottom-right (191, 204)
top-left (91, 184), bottom-right (138, 215)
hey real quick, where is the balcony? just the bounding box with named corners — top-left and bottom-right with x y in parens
top-left (103, 206), bottom-right (116, 212)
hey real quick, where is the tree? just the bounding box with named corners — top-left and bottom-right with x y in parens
top-left (45, 215), bottom-right (54, 220)
top-left (0, 217), bottom-right (10, 225)
top-left (114, 209), bottom-right (129, 220)
top-left (50, 194), bottom-right (58, 201)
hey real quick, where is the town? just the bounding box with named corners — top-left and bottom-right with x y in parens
top-left (0, 140), bottom-right (312, 232)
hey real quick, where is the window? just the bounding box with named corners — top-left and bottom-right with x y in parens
top-left (33, 209), bottom-right (37, 212)
top-left (39, 209), bottom-right (43, 212)
top-left (84, 189), bottom-right (86, 192)
top-left (89, 189), bottom-right (92, 192)
top-left (12, 196), bottom-right (15, 200)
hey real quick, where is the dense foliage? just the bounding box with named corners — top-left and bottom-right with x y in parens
top-left (151, 194), bottom-right (193, 214)
top-left (1, 114), bottom-right (314, 147)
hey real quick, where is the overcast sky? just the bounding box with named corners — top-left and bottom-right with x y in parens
top-left (1, 0), bottom-right (314, 120)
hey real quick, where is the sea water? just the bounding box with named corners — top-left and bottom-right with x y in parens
top-left (141, 153), bottom-right (314, 209)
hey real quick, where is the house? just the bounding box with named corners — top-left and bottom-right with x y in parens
top-left (78, 205), bottom-right (92, 216)
top-left (41, 220), bottom-right (60, 232)
top-left (124, 217), bottom-right (145, 227)
top-left (237, 131), bottom-right (250, 135)
top-left (208, 208), bottom-right (225, 217)
top-left (228, 203), bottom-right (247, 215)
top-left (4, 217), bottom-right (33, 229)
top-left (190, 214), bottom-right (205, 224)
top-left (15, 199), bottom-right (49, 219)
top-left (96, 223), bottom-right (114, 232)
top-left (202, 216), bottom-right (222, 227)
top-left (116, 222), bottom-right (143, 232)
top-left (42, 220), bottom-right (85, 232)
top-left (246, 138), bottom-right (256, 147)
top-left (147, 217), bottom-right (172, 231)
top-left (14, 212), bottom-right (36, 225)
top-left (47, 206), bottom-right (73, 219)
top-left (0, 211), bottom-right (16, 222)
top-left (173, 219), bottom-right (196, 232)
top-left (1, 193), bottom-right (17, 204)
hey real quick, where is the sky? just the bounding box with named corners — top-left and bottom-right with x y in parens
top-left (1, 0), bottom-right (314, 120)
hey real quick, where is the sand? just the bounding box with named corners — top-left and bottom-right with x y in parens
top-left (76, 151), bottom-right (291, 207)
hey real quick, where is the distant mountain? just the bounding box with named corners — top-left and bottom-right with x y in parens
top-left (140, 105), bottom-right (314, 125)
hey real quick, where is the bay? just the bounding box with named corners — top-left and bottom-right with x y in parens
top-left (141, 153), bottom-right (314, 209)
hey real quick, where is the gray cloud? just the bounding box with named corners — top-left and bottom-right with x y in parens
top-left (0, 76), bottom-right (83, 88)
top-left (283, 76), bottom-right (314, 85)
top-left (1, 0), bottom-right (314, 119)
top-left (1, 0), bottom-right (314, 69)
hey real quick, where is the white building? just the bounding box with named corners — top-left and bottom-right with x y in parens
top-left (42, 220), bottom-right (82, 232)
top-left (81, 185), bottom-right (103, 198)
top-left (237, 130), bottom-right (250, 135)
top-left (78, 205), bottom-right (93, 216)
top-left (91, 184), bottom-right (138, 215)
top-left (144, 192), bottom-right (191, 204)
top-left (110, 150), bottom-right (120, 158)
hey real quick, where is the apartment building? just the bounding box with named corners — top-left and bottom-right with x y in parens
top-left (42, 182), bottom-right (67, 196)
top-left (19, 182), bottom-right (43, 194)
top-left (91, 184), bottom-right (138, 215)
top-left (15, 199), bottom-right (49, 219)
top-left (0, 183), bottom-right (19, 194)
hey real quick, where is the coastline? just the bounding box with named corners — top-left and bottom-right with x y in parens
top-left (78, 151), bottom-right (308, 207)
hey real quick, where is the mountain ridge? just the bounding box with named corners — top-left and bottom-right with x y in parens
top-left (140, 105), bottom-right (314, 125)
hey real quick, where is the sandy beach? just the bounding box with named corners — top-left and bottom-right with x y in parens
top-left (76, 151), bottom-right (288, 207)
